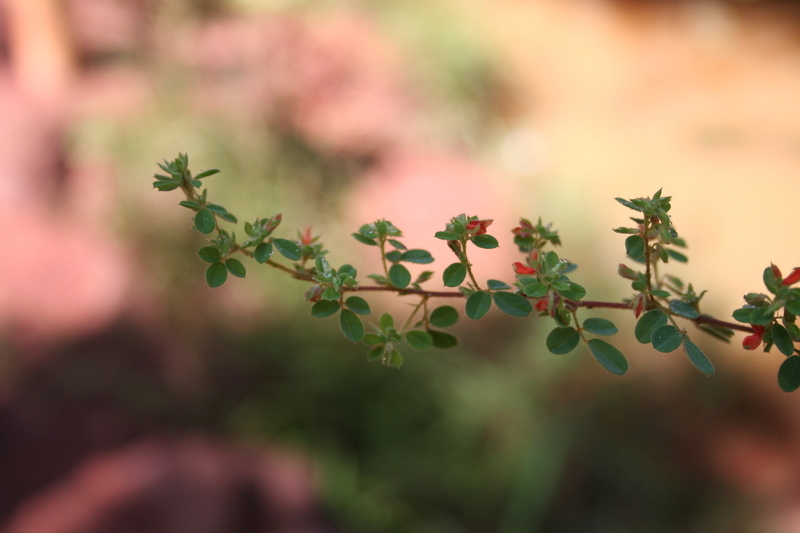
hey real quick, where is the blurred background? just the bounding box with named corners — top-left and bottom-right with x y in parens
top-left (1, 0), bottom-right (800, 531)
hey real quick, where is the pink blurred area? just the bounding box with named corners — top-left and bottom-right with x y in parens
top-left (1, 0), bottom-right (800, 531)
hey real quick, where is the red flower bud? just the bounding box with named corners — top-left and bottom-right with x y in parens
top-left (513, 262), bottom-right (537, 275)
top-left (466, 219), bottom-right (493, 236)
top-left (742, 325), bottom-right (765, 350)
top-left (771, 263), bottom-right (783, 282)
top-left (534, 299), bottom-right (548, 312)
top-left (301, 225), bottom-right (314, 245)
top-left (782, 267), bottom-right (800, 286)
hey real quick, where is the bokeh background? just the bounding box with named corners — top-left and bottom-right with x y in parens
top-left (1, 0), bottom-right (800, 531)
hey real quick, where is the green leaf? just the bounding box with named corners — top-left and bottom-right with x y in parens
top-left (635, 310), bottom-right (668, 343)
top-left (435, 230), bottom-right (461, 240)
top-left (388, 239), bottom-right (406, 250)
top-left (197, 246), bottom-right (221, 263)
top-left (321, 287), bottom-right (340, 301)
top-left (558, 282), bottom-right (586, 301)
top-left (363, 334), bottom-right (382, 346)
top-left (387, 348), bottom-right (403, 368)
top-left (523, 282), bottom-right (548, 298)
top-left (492, 291), bottom-right (532, 317)
top-left (379, 313), bottom-right (394, 330)
top-left (625, 235), bottom-right (646, 260)
top-left (153, 181), bottom-right (180, 191)
top-left (587, 339), bottom-right (629, 375)
top-left (732, 306), bottom-right (756, 324)
top-left (254, 242), bottom-right (273, 263)
top-left (401, 249), bottom-right (434, 264)
top-left (666, 249), bottom-right (688, 263)
top-left (430, 306), bottom-right (459, 328)
top-left (487, 279), bottom-right (511, 291)
top-left (785, 299), bottom-right (800, 317)
top-left (764, 266), bottom-right (782, 294)
top-left (352, 233), bottom-right (378, 246)
top-left (683, 337), bottom-right (714, 376)
top-left (225, 258), bottom-right (246, 278)
top-left (311, 300), bottom-right (340, 318)
top-left (651, 325), bottom-right (682, 353)
top-left (389, 263), bottom-right (411, 289)
top-left (194, 168), bottom-right (220, 179)
top-left (751, 306), bottom-right (775, 326)
top-left (429, 329), bottom-right (458, 348)
top-left (368, 345), bottom-right (386, 362)
top-left (772, 324), bottom-right (795, 356)
top-left (465, 291), bottom-right (492, 320)
top-left (472, 234), bottom-right (499, 249)
top-left (669, 300), bottom-right (700, 319)
top-left (205, 262), bottom-right (228, 288)
top-left (339, 309), bottom-right (365, 342)
top-left (179, 200), bottom-right (201, 210)
top-left (442, 263), bottom-right (467, 287)
top-left (546, 327), bottom-right (580, 354)
top-left (650, 289), bottom-right (671, 298)
top-left (615, 197), bottom-right (644, 212)
top-left (344, 296), bottom-right (371, 315)
top-left (406, 330), bottom-right (433, 350)
top-left (583, 318), bottom-right (618, 336)
top-left (273, 238), bottom-right (301, 261)
top-left (612, 227), bottom-right (640, 234)
top-left (778, 356), bottom-right (800, 392)
top-left (385, 250), bottom-right (402, 263)
top-left (194, 209), bottom-right (216, 234)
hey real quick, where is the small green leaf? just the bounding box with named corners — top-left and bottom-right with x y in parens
top-left (197, 246), bottom-right (221, 263)
top-left (379, 313), bottom-right (394, 330)
top-left (492, 291), bottom-right (532, 317)
top-left (650, 289), bottom-right (671, 298)
top-left (612, 227), bottom-right (640, 234)
top-left (387, 348), bottom-right (403, 368)
top-left (635, 310), bottom-right (668, 343)
top-left (254, 242), bottom-right (273, 263)
top-left (443, 263), bottom-right (467, 287)
top-left (523, 282), bottom-right (548, 298)
top-left (363, 334), bottom-right (383, 346)
top-left (388, 239), bottom-right (406, 250)
top-left (785, 300), bottom-right (800, 316)
top-left (558, 282), bottom-right (586, 301)
top-left (435, 230), bottom-right (461, 240)
top-left (669, 300), bottom-right (700, 319)
top-left (615, 197), bottom-right (644, 212)
top-left (430, 306), bottom-right (459, 328)
top-left (153, 181), bottom-right (180, 191)
top-left (465, 291), bottom-right (492, 320)
top-left (587, 339), bottom-right (628, 375)
top-left (352, 233), bottom-right (378, 246)
top-left (487, 279), bottom-right (511, 291)
top-left (472, 234), bottom-right (499, 249)
top-left (389, 263), bottom-right (411, 289)
top-left (666, 249), bottom-right (688, 263)
top-left (625, 235), bottom-right (646, 260)
top-left (429, 329), bottom-right (458, 348)
top-left (273, 238), bottom-right (301, 260)
top-left (385, 250), bottom-right (403, 263)
top-left (311, 300), bottom-right (340, 318)
top-left (406, 330), bottom-right (433, 350)
top-left (321, 287), bottom-right (340, 301)
top-left (225, 258), bottom-right (246, 278)
top-left (683, 337), bottom-right (714, 376)
top-left (583, 318), bottom-right (618, 336)
top-left (546, 327), bottom-right (580, 354)
top-left (732, 306), bottom-right (756, 324)
top-left (205, 262), bottom-right (228, 287)
top-left (772, 324), bottom-right (795, 356)
top-left (339, 309), bottom-right (365, 342)
top-left (194, 209), bottom-right (216, 234)
top-left (195, 168), bottom-right (220, 179)
top-left (345, 296), bottom-right (371, 316)
top-left (179, 200), bottom-right (201, 210)
top-left (778, 356), bottom-right (800, 392)
top-left (651, 325), bottom-right (682, 353)
top-left (400, 249), bottom-right (434, 264)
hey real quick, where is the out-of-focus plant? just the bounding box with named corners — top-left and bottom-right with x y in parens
top-left (154, 154), bottom-right (800, 391)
